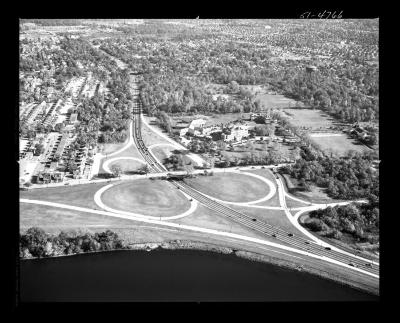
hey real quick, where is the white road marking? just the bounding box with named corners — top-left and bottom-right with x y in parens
top-left (19, 198), bottom-right (379, 278)
top-left (93, 183), bottom-right (198, 221)
top-left (102, 157), bottom-right (146, 174)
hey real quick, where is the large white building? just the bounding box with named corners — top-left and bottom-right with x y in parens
top-left (189, 118), bottom-right (206, 129)
top-left (223, 125), bottom-right (249, 142)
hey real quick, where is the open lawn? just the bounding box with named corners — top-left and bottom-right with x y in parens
top-left (285, 197), bottom-right (310, 209)
top-left (282, 108), bottom-right (334, 129)
top-left (284, 177), bottom-right (343, 204)
top-left (221, 141), bottom-right (294, 162)
top-left (20, 203), bottom-right (137, 232)
top-left (243, 169), bottom-right (281, 207)
top-left (141, 117), bottom-right (172, 147)
top-left (255, 92), bottom-right (301, 110)
top-left (151, 145), bottom-right (175, 163)
top-left (204, 113), bottom-right (249, 127)
top-left (308, 134), bottom-right (370, 157)
top-left (101, 179), bottom-right (191, 217)
top-left (99, 142), bottom-right (127, 155)
top-left (231, 206), bottom-right (309, 239)
top-left (282, 108), bottom-right (371, 156)
top-left (20, 182), bottom-right (111, 209)
top-left (173, 113), bottom-right (251, 127)
top-left (108, 159), bottom-right (144, 173)
top-left (184, 172), bottom-right (269, 203)
top-left (99, 145), bottom-right (143, 174)
top-left (175, 204), bottom-right (281, 243)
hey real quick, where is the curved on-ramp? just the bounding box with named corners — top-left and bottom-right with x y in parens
top-left (102, 157), bottom-right (147, 174)
top-left (275, 177), bottom-right (379, 266)
top-left (93, 183), bottom-right (198, 221)
top-left (187, 170), bottom-right (277, 207)
top-left (19, 198), bottom-right (379, 279)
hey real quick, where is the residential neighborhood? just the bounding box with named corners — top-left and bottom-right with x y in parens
top-left (18, 19), bottom-right (380, 302)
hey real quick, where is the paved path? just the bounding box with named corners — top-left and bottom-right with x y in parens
top-left (275, 176), bottom-right (378, 265)
top-left (185, 170), bottom-right (277, 207)
top-left (102, 157), bottom-right (146, 174)
top-left (19, 198), bottom-right (378, 278)
top-left (93, 184), bottom-right (198, 221)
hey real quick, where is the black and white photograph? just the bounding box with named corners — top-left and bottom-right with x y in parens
top-left (17, 16), bottom-right (380, 303)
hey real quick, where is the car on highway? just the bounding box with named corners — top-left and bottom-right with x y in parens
top-left (348, 262), bottom-right (357, 267)
top-left (288, 233), bottom-right (294, 237)
top-left (365, 263), bottom-right (372, 268)
top-left (272, 234), bottom-right (277, 238)
top-left (325, 247), bottom-right (331, 250)
top-left (304, 241), bottom-right (310, 245)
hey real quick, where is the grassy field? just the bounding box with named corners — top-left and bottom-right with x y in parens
top-left (175, 204), bottom-right (281, 242)
top-left (284, 177), bottom-right (343, 204)
top-left (151, 145), bottom-right (175, 163)
top-left (141, 117), bottom-right (172, 147)
top-left (255, 92), bottom-right (301, 110)
top-left (150, 145), bottom-right (194, 170)
top-left (108, 159), bottom-right (144, 173)
top-left (232, 206), bottom-right (309, 239)
top-left (285, 197), bottom-right (310, 209)
top-left (20, 203), bottom-right (137, 232)
top-left (308, 134), bottom-right (369, 157)
top-left (243, 169), bottom-right (281, 207)
top-left (282, 108), bottom-right (334, 129)
top-left (184, 172), bottom-right (269, 203)
top-left (220, 141), bottom-right (294, 162)
top-left (20, 182), bottom-right (111, 209)
top-left (99, 145), bottom-right (143, 174)
top-left (101, 179), bottom-right (191, 217)
top-left (282, 108), bottom-right (370, 156)
top-left (173, 113), bottom-right (250, 127)
top-left (99, 142), bottom-right (127, 155)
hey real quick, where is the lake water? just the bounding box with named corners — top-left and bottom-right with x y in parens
top-left (19, 249), bottom-right (378, 302)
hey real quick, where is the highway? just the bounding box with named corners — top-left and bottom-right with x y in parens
top-left (128, 76), bottom-right (379, 277)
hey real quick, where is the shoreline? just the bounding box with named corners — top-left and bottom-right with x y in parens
top-left (20, 239), bottom-right (379, 296)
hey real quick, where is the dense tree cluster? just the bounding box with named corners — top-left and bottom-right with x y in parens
top-left (282, 149), bottom-right (379, 201)
top-left (20, 227), bottom-right (126, 259)
top-left (305, 202), bottom-right (379, 243)
top-left (96, 20), bottom-right (378, 126)
top-left (270, 65), bottom-right (378, 123)
top-left (76, 70), bottom-right (132, 145)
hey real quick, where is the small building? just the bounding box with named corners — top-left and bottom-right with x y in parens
top-left (223, 125), bottom-right (249, 142)
top-left (179, 127), bottom-right (189, 137)
top-left (52, 171), bottom-right (64, 182)
top-left (69, 113), bottom-right (78, 124)
top-left (189, 118), bottom-right (206, 130)
top-left (50, 161), bottom-right (58, 170)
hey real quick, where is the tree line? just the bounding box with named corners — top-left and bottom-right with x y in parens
top-left (305, 202), bottom-right (379, 244)
top-left (281, 149), bottom-right (379, 201)
top-left (20, 227), bottom-right (127, 259)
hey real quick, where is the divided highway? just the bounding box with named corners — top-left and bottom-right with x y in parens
top-left (129, 74), bottom-right (379, 277)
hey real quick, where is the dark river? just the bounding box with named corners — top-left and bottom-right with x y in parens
top-left (19, 250), bottom-right (378, 302)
